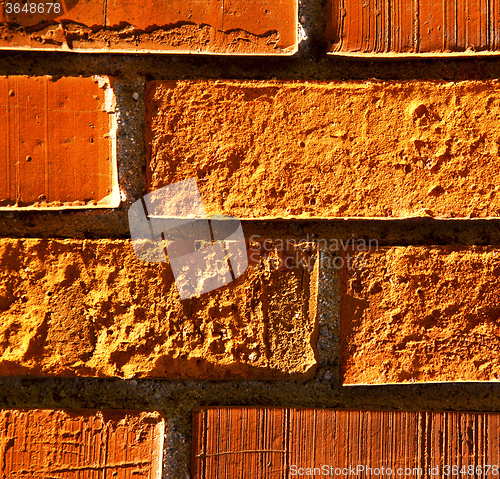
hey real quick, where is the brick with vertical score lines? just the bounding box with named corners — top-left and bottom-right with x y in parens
top-left (0, 409), bottom-right (164, 478)
top-left (327, 0), bottom-right (500, 54)
top-left (192, 408), bottom-right (500, 479)
top-left (0, 75), bottom-right (118, 209)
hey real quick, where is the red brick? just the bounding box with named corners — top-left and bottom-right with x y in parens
top-left (0, 237), bottom-right (317, 379)
top-left (193, 408), bottom-right (500, 479)
top-left (0, 75), bottom-right (117, 209)
top-left (327, 0), bottom-right (500, 54)
top-left (0, 408), bottom-right (164, 478)
top-left (341, 246), bottom-right (500, 385)
top-left (0, 0), bottom-right (296, 54)
top-left (147, 80), bottom-right (500, 219)
top-left (0, 0), bottom-right (103, 28)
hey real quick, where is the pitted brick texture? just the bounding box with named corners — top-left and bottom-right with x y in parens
top-left (0, 75), bottom-right (117, 209)
top-left (0, 409), bottom-right (164, 478)
top-left (0, 238), bottom-right (317, 379)
top-left (0, 0), bottom-right (296, 54)
top-left (147, 80), bottom-right (500, 219)
top-left (342, 246), bottom-right (500, 384)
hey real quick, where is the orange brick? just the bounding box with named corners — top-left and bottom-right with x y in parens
top-left (0, 408), bottom-right (164, 478)
top-left (0, 238), bottom-right (317, 379)
top-left (0, 0), bottom-right (103, 28)
top-left (342, 246), bottom-right (500, 385)
top-left (0, 75), bottom-right (118, 209)
top-left (327, 0), bottom-right (500, 54)
top-left (193, 408), bottom-right (500, 479)
top-left (0, 0), bottom-right (296, 54)
top-left (147, 80), bottom-right (500, 219)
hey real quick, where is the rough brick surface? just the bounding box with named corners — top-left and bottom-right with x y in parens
top-left (0, 0), bottom-right (296, 54)
top-left (193, 408), bottom-right (500, 479)
top-left (0, 409), bottom-right (164, 478)
top-left (147, 80), bottom-right (500, 219)
top-left (0, 75), bottom-right (117, 209)
top-left (327, 0), bottom-right (500, 54)
top-left (342, 246), bottom-right (500, 385)
top-left (0, 238), bottom-right (317, 379)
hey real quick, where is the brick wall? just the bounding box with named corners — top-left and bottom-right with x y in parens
top-left (2, 0), bottom-right (500, 477)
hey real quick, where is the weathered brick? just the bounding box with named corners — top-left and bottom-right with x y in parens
top-left (0, 408), bottom-right (164, 478)
top-left (193, 408), bottom-right (500, 479)
top-left (342, 246), bottom-right (500, 384)
top-left (327, 0), bottom-right (500, 54)
top-left (0, 75), bottom-right (117, 209)
top-left (146, 80), bottom-right (500, 219)
top-left (0, 0), bottom-right (296, 54)
top-left (0, 238), bottom-right (317, 378)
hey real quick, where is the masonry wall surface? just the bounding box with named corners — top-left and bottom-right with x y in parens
top-left (2, 0), bottom-right (500, 477)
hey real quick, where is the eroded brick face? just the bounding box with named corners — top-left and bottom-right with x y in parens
top-left (193, 408), bottom-right (500, 479)
top-left (341, 246), bottom-right (500, 384)
top-left (147, 80), bottom-right (500, 219)
top-left (0, 0), bottom-right (296, 54)
top-left (327, 0), bottom-right (500, 54)
top-left (0, 409), bottom-right (164, 478)
top-left (0, 75), bottom-right (117, 208)
top-left (0, 238), bottom-right (317, 379)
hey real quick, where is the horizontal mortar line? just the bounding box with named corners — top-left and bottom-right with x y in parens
top-left (3, 395), bottom-right (500, 411)
top-left (2, 52), bottom-right (500, 63)
top-left (1, 72), bottom-right (500, 83)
